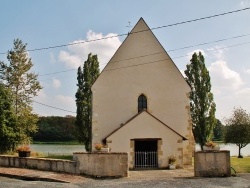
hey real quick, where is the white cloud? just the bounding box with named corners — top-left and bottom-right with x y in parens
top-left (209, 61), bottom-right (243, 92)
top-left (58, 30), bottom-right (122, 70)
top-left (207, 46), bottom-right (226, 60)
top-left (55, 95), bottom-right (75, 107)
top-left (49, 53), bottom-right (56, 64)
top-left (240, 0), bottom-right (250, 7)
top-left (58, 51), bottom-right (82, 69)
top-left (245, 69), bottom-right (250, 75)
top-left (36, 89), bottom-right (46, 99)
top-left (52, 78), bottom-right (61, 89)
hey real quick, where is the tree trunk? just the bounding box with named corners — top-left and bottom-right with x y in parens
top-left (200, 144), bottom-right (204, 151)
top-left (238, 146), bottom-right (243, 158)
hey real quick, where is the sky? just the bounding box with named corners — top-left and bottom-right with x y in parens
top-left (0, 0), bottom-right (250, 121)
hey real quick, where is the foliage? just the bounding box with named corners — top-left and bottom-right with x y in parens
top-left (94, 143), bottom-right (103, 150)
top-left (168, 154), bottom-right (177, 164)
top-left (16, 145), bottom-right (30, 152)
top-left (213, 119), bottom-right (224, 141)
top-left (0, 39), bottom-right (42, 146)
top-left (0, 83), bottom-right (18, 153)
top-left (184, 52), bottom-right (216, 150)
top-left (75, 53), bottom-right (100, 151)
top-left (205, 141), bottom-right (217, 147)
top-left (33, 116), bottom-right (77, 142)
top-left (224, 107), bottom-right (250, 158)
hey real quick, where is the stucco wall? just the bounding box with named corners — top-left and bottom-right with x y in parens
top-left (106, 112), bottom-right (184, 168)
top-left (194, 151), bottom-right (231, 177)
top-left (91, 18), bottom-right (194, 165)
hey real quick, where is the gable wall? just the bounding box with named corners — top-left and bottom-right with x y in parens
top-left (106, 112), bottom-right (183, 168)
top-left (91, 19), bottom-right (194, 163)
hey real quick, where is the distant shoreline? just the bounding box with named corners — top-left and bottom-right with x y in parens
top-left (32, 141), bottom-right (80, 145)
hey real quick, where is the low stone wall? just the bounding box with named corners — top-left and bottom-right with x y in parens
top-left (73, 152), bottom-right (128, 177)
top-left (194, 150), bottom-right (231, 177)
top-left (0, 152), bottom-right (128, 178)
top-left (0, 155), bottom-right (76, 174)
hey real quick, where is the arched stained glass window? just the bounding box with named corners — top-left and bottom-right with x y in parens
top-left (138, 94), bottom-right (147, 113)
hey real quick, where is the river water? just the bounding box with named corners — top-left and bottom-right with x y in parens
top-left (30, 143), bottom-right (250, 156)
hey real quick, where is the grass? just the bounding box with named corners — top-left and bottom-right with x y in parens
top-left (231, 157), bottom-right (250, 173)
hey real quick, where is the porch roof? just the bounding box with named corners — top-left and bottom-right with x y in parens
top-left (103, 110), bottom-right (187, 143)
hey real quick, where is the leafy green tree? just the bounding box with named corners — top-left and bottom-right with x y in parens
top-left (213, 119), bottom-right (224, 141)
top-left (0, 39), bottom-right (42, 145)
top-left (75, 53), bottom-right (100, 151)
top-left (184, 52), bottom-right (216, 150)
top-left (33, 116), bottom-right (76, 142)
top-left (0, 83), bottom-right (18, 153)
top-left (224, 107), bottom-right (250, 158)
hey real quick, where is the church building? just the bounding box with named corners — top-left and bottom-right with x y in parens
top-left (91, 18), bottom-right (194, 169)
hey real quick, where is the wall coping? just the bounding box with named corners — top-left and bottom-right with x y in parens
top-left (195, 150), bottom-right (230, 153)
top-left (0, 155), bottom-right (74, 162)
top-left (73, 152), bottom-right (128, 155)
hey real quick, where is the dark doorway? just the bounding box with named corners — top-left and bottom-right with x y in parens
top-left (134, 140), bottom-right (158, 168)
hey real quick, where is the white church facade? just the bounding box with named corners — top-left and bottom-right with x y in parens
top-left (91, 18), bottom-right (194, 169)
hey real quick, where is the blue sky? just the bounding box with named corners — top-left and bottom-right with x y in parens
top-left (1, 0), bottom-right (250, 121)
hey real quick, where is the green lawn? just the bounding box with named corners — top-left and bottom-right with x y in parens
top-left (231, 157), bottom-right (250, 173)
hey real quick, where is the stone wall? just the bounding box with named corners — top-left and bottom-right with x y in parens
top-left (0, 155), bottom-right (76, 174)
top-left (194, 151), bottom-right (231, 177)
top-left (0, 152), bottom-right (128, 178)
top-left (73, 152), bottom-right (128, 177)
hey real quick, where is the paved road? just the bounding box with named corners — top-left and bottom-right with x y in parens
top-left (1, 174), bottom-right (250, 188)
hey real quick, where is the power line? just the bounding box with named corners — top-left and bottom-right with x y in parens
top-left (168, 33), bottom-right (250, 52)
top-left (34, 41), bottom-right (250, 113)
top-left (39, 69), bottom-right (76, 76)
top-left (39, 34), bottom-right (250, 78)
top-left (33, 100), bottom-right (76, 114)
top-left (103, 41), bottom-right (250, 72)
top-left (1, 7), bottom-right (249, 55)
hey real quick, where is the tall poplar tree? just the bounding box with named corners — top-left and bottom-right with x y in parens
top-left (0, 39), bottom-right (42, 145)
top-left (75, 53), bottom-right (100, 151)
top-left (184, 52), bottom-right (216, 150)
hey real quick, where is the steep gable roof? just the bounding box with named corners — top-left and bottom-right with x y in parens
top-left (103, 110), bottom-right (187, 143)
top-left (92, 17), bottom-right (190, 90)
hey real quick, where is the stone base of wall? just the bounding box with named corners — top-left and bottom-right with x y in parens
top-left (194, 150), bottom-right (231, 177)
top-left (0, 152), bottom-right (128, 178)
top-left (0, 155), bottom-right (76, 174)
top-left (73, 152), bottom-right (128, 177)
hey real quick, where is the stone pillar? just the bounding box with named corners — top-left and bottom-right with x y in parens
top-left (194, 150), bottom-right (231, 177)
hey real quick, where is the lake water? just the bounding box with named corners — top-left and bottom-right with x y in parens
top-left (195, 144), bottom-right (250, 156)
top-left (30, 144), bottom-right (85, 156)
top-left (30, 143), bottom-right (250, 156)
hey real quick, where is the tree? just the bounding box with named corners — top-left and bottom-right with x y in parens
top-left (0, 83), bottom-right (18, 153)
top-left (75, 53), bottom-right (100, 151)
top-left (33, 116), bottom-right (77, 142)
top-left (184, 52), bottom-right (216, 150)
top-left (224, 107), bottom-right (250, 158)
top-left (0, 39), bottom-right (42, 145)
top-left (213, 119), bottom-right (224, 141)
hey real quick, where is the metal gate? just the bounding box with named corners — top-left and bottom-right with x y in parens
top-left (134, 151), bottom-right (158, 168)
